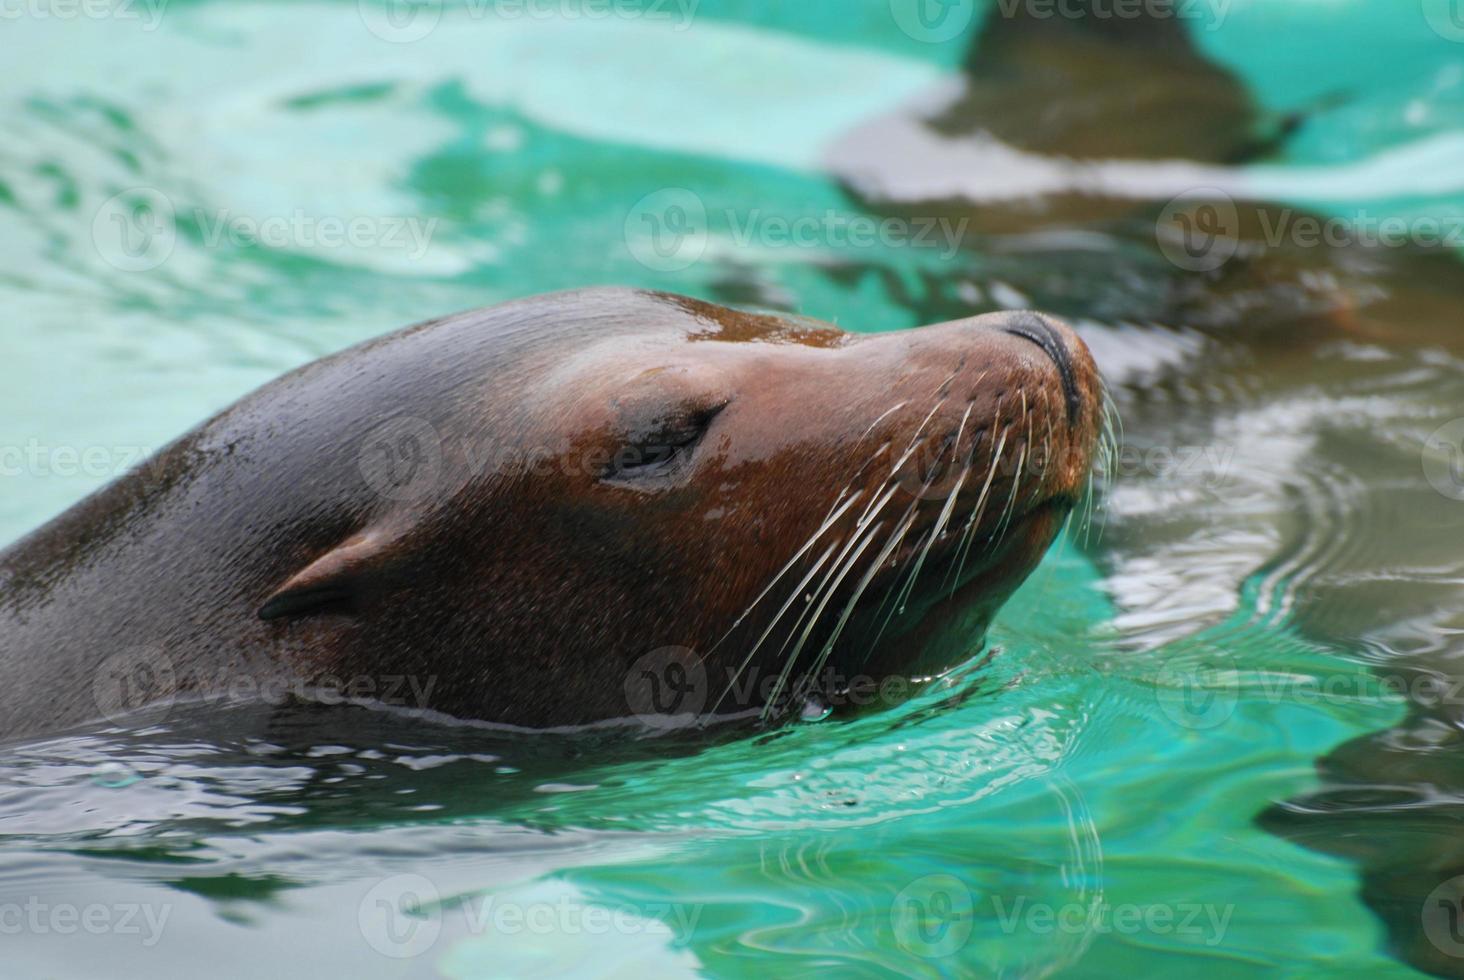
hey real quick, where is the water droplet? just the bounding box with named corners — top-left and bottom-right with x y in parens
top-left (91, 761), bottom-right (140, 789)
top-left (799, 695), bottom-right (833, 723)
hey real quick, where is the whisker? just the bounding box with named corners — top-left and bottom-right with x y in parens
top-left (947, 426), bottom-right (1009, 596)
top-left (857, 401), bottom-right (908, 443)
top-left (708, 539), bottom-right (840, 717)
top-left (887, 399), bottom-right (946, 478)
top-left (867, 526), bottom-right (932, 654)
top-left (803, 507), bottom-right (920, 691)
top-left (860, 504), bottom-right (926, 658)
top-left (763, 480), bottom-right (901, 708)
top-left (989, 442), bottom-right (1027, 554)
top-left (702, 488), bottom-right (866, 662)
top-left (886, 402), bottom-right (974, 616)
top-left (763, 517), bottom-right (888, 720)
top-left (898, 459), bottom-right (971, 614)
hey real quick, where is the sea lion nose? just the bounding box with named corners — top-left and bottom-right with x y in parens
top-left (999, 313), bottom-right (1083, 426)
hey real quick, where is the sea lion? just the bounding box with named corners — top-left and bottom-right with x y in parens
top-left (824, 0), bottom-right (1464, 357)
top-left (0, 288), bottom-right (1103, 743)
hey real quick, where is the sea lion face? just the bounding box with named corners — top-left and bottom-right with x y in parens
top-left (392, 293), bottom-right (1104, 726)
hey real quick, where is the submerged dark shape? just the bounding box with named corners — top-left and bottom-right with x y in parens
top-left (0, 288), bottom-right (1103, 742)
top-left (821, 0), bottom-right (1464, 356)
top-left (809, 3), bottom-right (1464, 978)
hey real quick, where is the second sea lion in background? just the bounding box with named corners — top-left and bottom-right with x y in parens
top-left (827, 0), bottom-right (1464, 355)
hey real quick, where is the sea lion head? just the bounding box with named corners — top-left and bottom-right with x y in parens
top-left (258, 288), bottom-right (1105, 728)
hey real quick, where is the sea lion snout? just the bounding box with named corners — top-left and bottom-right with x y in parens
top-left (998, 313), bottom-right (1086, 425)
top-left (852, 310), bottom-right (1101, 508)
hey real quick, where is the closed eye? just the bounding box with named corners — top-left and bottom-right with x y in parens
top-left (603, 401), bottom-right (728, 482)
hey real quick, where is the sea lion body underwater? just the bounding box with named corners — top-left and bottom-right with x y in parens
top-left (0, 289), bottom-right (1103, 743)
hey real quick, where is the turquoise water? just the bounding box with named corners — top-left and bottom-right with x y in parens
top-left (3, 1), bottom-right (1464, 976)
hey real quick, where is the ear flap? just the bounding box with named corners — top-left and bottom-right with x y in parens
top-left (258, 530), bottom-right (396, 621)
